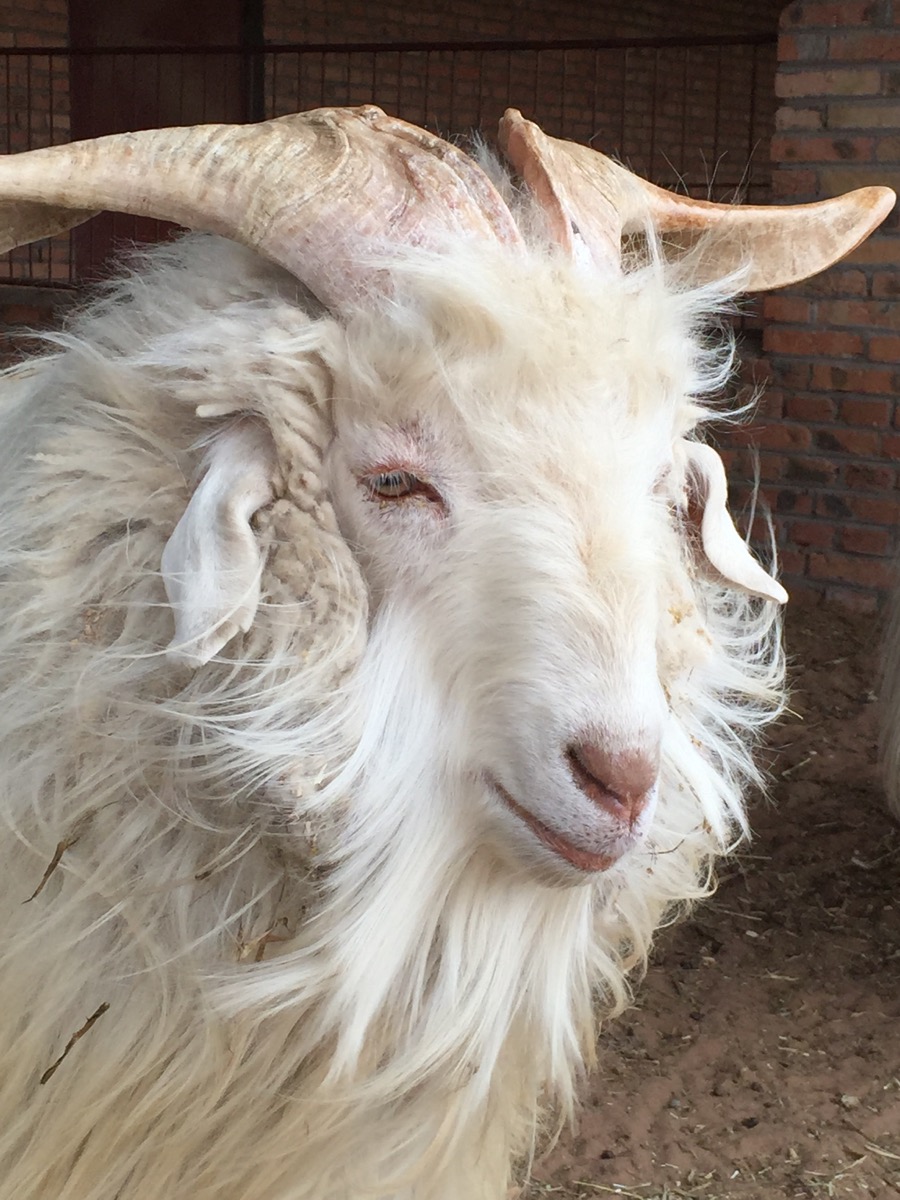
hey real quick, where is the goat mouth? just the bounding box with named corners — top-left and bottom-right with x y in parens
top-left (489, 780), bottom-right (618, 873)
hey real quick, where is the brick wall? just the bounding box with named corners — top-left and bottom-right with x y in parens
top-left (728, 0), bottom-right (900, 611)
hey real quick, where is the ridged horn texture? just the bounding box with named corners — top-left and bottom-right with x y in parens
top-left (1, 104), bottom-right (893, 300)
top-left (498, 107), bottom-right (896, 290)
top-left (0, 105), bottom-right (523, 308)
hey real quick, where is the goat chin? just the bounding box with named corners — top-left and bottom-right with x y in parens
top-left (0, 230), bottom-right (784, 1200)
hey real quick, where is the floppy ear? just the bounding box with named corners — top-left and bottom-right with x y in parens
top-left (682, 441), bottom-right (787, 604)
top-left (161, 420), bottom-right (278, 667)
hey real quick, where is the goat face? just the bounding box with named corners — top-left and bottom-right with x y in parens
top-left (328, 411), bottom-right (667, 884)
top-left (318, 254), bottom-right (771, 886)
top-left (159, 248), bottom-right (784, 888)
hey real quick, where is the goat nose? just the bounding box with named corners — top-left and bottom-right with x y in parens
top-left (566, 741), bottom-right (659, 828)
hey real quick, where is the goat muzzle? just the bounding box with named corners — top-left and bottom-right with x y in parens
top-left (565, 741), bottom-right (658, 830)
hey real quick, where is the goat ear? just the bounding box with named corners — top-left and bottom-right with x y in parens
top-left (682, 441), bottom-right (787, 604)
top-left (161, 421), bottom-right (277, 667)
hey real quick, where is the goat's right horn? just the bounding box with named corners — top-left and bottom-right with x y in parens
top-left (499, 108), bottom-right (895, 290)
top-left (0, 105), bottom-right (523, 308)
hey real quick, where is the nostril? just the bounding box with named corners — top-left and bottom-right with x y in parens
top-left (566, 741), bottom-right (659, 828)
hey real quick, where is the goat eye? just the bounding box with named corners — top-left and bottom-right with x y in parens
top-left (368, 470), bottom-right (418, 499)
top-left (364, 470), bottom-right (444, 509)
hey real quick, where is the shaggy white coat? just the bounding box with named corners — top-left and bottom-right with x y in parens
top-left (0, 222), bottom-right (783, 1198)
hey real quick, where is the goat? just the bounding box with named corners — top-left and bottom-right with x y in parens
top-left (0, 107), bottom-right (891, 1199)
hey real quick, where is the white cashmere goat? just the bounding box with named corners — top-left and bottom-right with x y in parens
top-left (0, 107), bottom-right (891, 1200)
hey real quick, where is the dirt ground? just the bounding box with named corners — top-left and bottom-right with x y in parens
top-left (526, 598), bottom-right (900, 1200)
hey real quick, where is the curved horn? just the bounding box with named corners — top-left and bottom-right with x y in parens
top-left (499, 108), bottom-right (895, 290)
top-left (498, 109), bottom-right (625, 275)
top-left (0, 106), bottom-right (523, 308)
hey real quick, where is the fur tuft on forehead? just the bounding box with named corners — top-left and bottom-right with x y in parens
top-left (335, 232), bottom-right (742, 439)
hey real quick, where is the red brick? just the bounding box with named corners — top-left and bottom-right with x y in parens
top-left (786, 455), bottom-right (839, 484)
top-left (797, 269), bottom-right (867, 298)
top-left (762, 295), bottom-right (812, 324)
top-left (758, 453), bottom-right (790, 482)
top-left (724, 425), bottom-right (758, 449)
top-left (776, 488), bottom-right (815, 515)
top-left (785, 394), bottom-right (838, 421)
top-left (756, 423), bottom-right (815, 452)
top-left (828, 32), bottom-right (900, 61)
top-left (769, 360), bottom-right (813, 390)
top-left (789, 519), bottom-right (835, 548)
top-left (844, 462), bottom-right (896, 489)
top-left (814, 427), bottom-right (881, 455)
top-left (840, 397), bottom-right (892, 426)
top-left (809, 363), bottom-right (896, 393)
top-left (807, 550), bottom-right (894, 589)
top-left (881, 432), bottom-right (900, 459)
top-left (840, 233), bottom-right (900, 267)
top-left (759, 389), bottom-right (787, 420)
top-left (818, 159), bottom-right (900, 190)
top-left (869, 334), bottom-right (900, 362)
top-left (778, 548), bottom-right (810, 577)
top-left (779, 33), bottom-right (830, 63)
top-left (822, 585), bottom-right (879, 613)
top-left (872, 271), bottom-right (900, 298)
top-left (781, 577), bottom-right (826, 604)
top-left (816, 298), bottom-right (898, 327)
top-left (783, 0), bottom-right (889, 25)
top-left (771, 167), bottom-right (820, 198)
top-left (831, 493), bottom-right (900, 523)
top-left (828, 100), bottom-right (900, 128)
top-left (775, 68), bottom-right (881, 97)
top-left (765, 328), bottom-right (864, 357)
top-left (815, 491), bottom-right (853, 519)
top-left (770, 133), bottom-right (874, 162)
top-left (775, 106), bottom-right (824, 131)
top-left (838, 525), bottom-right (892, 556)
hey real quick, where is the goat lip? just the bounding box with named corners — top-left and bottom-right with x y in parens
top-left (490, 780), bottom-right (619, 873)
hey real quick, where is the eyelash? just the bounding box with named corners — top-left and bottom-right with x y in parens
top-left (363, 469), bottom-right (445, 509)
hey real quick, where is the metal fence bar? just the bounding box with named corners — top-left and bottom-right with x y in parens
top-left (0, 35), bottom-right (778, 56)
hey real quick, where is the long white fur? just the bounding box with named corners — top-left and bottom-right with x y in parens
top-left (0, 208), bottom-right (784, 1199)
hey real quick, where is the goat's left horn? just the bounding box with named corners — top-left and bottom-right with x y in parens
top-left (499, 108), bottom-right (895, 289)
top-left (0, 106), bottom-right (523, 308)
